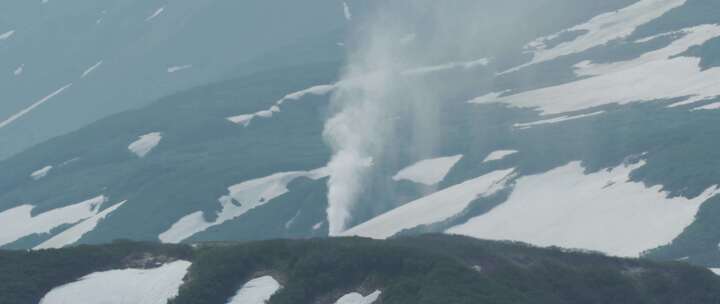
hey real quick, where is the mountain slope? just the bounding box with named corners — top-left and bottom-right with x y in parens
top-left (1, 0), bottom-right (720, 269)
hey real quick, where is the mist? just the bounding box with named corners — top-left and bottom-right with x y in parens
top-left (323, 1), bottom-right (505, 235)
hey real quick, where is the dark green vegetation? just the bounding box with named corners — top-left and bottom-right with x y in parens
top-left (0, 240), bottom-right (191, 304)
top-left (2, 235), bottom-right (720, 304)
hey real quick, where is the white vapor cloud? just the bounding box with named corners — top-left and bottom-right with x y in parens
top-left (324, 2), bottom-right (491, 235)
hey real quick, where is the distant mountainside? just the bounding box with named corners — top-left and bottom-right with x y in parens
top-left (0, 0), bottom-right (368, 160)
top-left (2, 0), bottom-right (720, 271)
top-left (3, 235), bottom-right (720, 304)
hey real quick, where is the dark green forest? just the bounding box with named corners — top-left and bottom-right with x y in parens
top-left (2, 235), bottom-right (720, 304)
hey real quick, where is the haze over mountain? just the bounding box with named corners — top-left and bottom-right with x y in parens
top-left (0, 0), bottom-right (373, 160)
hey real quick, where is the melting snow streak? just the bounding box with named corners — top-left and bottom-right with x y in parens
top-left (167, 65), bottom-right (192, 73)
top-left (343, 2), bottom-right (352, 21)
top-left (227, 84), bottom-right (335, 126)
top-left (81, 61), bottom-right (103, 78)
top-left (0, 84), bottom-right (72, 129)
top-left (14, 64), bottom-right (24, 76)
top-left (31, 166), bottom-right (53, 180)
top-left (146, 7), bottom-right (165, 21)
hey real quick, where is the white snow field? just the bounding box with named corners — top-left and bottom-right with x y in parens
top-left (226, 276), bottom-right (282, 304)
top-left (31, 165), bottom-right (53, 180)
top-left (573, 25), bottom-right (720, 77)
top-left (473, 24), bottom-right (720, 115)
top-left (39, 260), bottom-right (191, 304)
top-left (343, 169), bottom-right (515, 239)
top-left (509, 0), bottom-right (687, 73)
top-left (128, 132), bottom-right (162, 158)
top-left (482, 150), bottom-right (518, 163)
top-left (0, 195), bottom-right (107, 247)
top-left (392, 155), bottom-right (463, 185)
top-left (227, 84), bottom-right (335, 126)
top-left (0, 84), bottom-right (72, 129)
top-left (513, 111), bottom-right (604, 129)
top-left (35, 201), bottom-right (127, 250)
top-left (160, 168), bottom-right (328, 243)
top-left (334, 290), bottom-right (381, 304)
top-left (448, 161), bottom-right (720, 257)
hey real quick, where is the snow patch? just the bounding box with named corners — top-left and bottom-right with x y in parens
top-left (634, 32), bottom-right (676, 43)
top-left (167, 65), bottom-right (192, 73)
top-left (335, 290), bottom-right (381, 304)
top-left (40, 260), bottom-right (190, 304)
top-left (128, 132), bottom-right (162, 158)
top-left (35, 200), bottom-right (126, 250)
top-left (482, 150), bottom-right (517, 163)
top-left (226, 276), bottom-right (282, 304)
top-left (513, 111), bottom-right (605, 129)
top-left (81, 61), bottom-right (103, 78)
top-left (448, 161), bottom-right (720, 257)
top-left (343, 2), bottom-right (352, 21)
top-left (692, 102), bottom-right (720, 111)
top-left (710, 268), bottom-right (720, 276)
top-left (403, 58), bottom-right (490, 76)
top-left (14, 64), bottom-right (24, 76)
top-left (146, 7), bottom-right (165, 21)
top-left (31, 165), bottom-right (53, 180)
top-left (507, 0), bottom-right (687, 73)
top-left (284, 211), bottom-right (301, 229)
top-left (160, 168), bottom-right (328, 243)
top-left (343, 169), bottom-right (515, 239)
top-left (0, 195), bottom-right (107, 247)
top-left (227, 84), bottom-right (335, 127)
top-left (473, 25), bottom-right (720, 114)
top-left (0, 30), bottom-right (14, 40)
top-left (226, 114), bottom-right (255, 126)
top-left (0, 84), bottom-right (72, 129)
top-left (392, 155), bottom-right (463, 186)
top-left (470, 91), bottom-right (507, 104)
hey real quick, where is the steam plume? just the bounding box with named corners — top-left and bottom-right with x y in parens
top-left (324, 1), bottom-right (492, 235)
